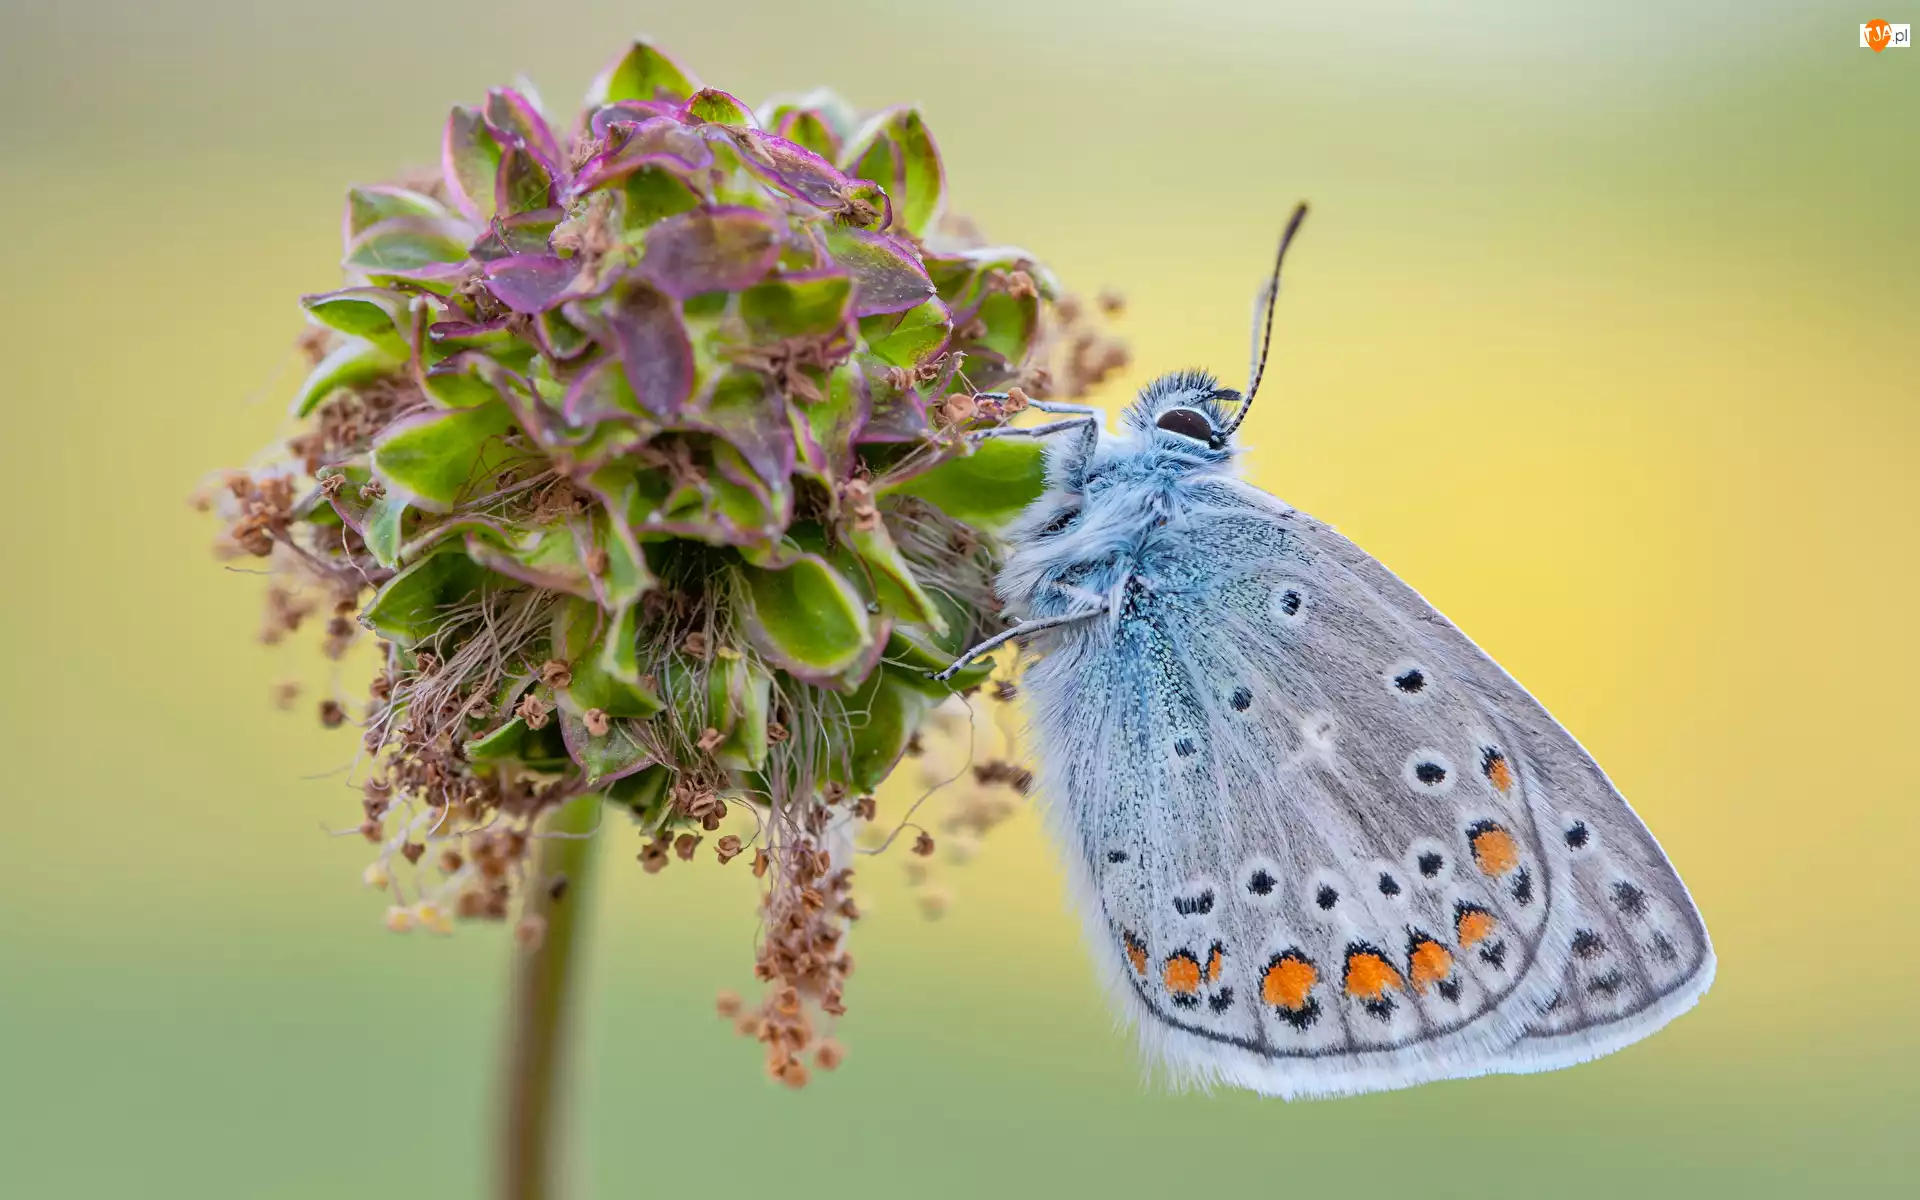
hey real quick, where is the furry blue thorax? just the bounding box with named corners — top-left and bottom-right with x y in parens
top-left (996, 372), bottom-right (1255, 621)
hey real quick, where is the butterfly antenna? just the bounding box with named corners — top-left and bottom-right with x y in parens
top-left (1223, 202), bottom-right (1309, 437)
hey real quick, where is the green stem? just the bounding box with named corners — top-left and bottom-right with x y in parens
top-left (498, 793), bottom-right (603, 1200)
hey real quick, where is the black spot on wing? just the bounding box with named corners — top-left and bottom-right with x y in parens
top-left (1277, 998), bottom-right (1321, 1031)
top-left (1652, 932), bottom-right (1680, 964)
top-left (1612, 880), bottom-right (1648, 916)
top-left (1587, 970), bottom-right (1628, 998)
top-left (1173, 889), bottom-right (1215, 917)
top-left (1511, 867), bottom-right (1534, 906)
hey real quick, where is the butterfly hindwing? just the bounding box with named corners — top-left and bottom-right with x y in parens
top-left (1016, 474), bottom-right (1711, 1098)
top-left (1271, 483), bottom-right (1716, 1074)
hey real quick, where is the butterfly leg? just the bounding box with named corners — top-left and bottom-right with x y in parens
top-left (973, 392), bottom-right (1101, 417)
top-left (928, 607), bottom-right (1107, 682)
top-left (1027, 400), bottom-right (1101, 416)
top-left (966, 415), bottom-right (1100, 444)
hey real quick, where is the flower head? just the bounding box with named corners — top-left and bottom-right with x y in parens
top-left (199, 38), bottom-right (1125, 1081)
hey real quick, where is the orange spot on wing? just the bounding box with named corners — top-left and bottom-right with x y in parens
top-left (1262, 955), bottom-right (1317, 1010)
top-left (1123, 932), bottom-right (1148, 976)
top-left (1408, 938), bottom-right (1454, 991)
top-left (1344, 951), bottom-right (1404, 1000)
top-left (1164, 953), bottom-right (1202, 995)
top-left (1485, 751), bottom-right (1513, 793)
top-left (1456, 907), bottom-right (1497, 949)
top-left (1470, 824), bottom-right (1520, 876)
top-left (1206, 944), bottom-right (1224, 984)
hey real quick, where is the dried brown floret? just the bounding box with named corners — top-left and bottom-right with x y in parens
top-left (514, 692), bottom-right (552, 731)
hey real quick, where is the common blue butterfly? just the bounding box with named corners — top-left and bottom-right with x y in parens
top-left (934, 205), bottom-right (1714, 1098)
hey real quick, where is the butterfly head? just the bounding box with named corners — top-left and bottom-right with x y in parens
top-left (1123, 369), bottom-right (1243, 457)
top-left (1114, 203), bottom-right (1310, 463)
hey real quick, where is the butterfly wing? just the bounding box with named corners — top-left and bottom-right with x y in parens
top-left (1262, 484), bottom-right (1717, 1077)
top-left (1018, 477), bottom-right (1712, 1099)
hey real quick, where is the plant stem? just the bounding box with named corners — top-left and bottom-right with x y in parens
top-left (499, 793), bottom-right (603, 1200)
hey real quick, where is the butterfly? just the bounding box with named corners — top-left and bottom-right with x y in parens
top-left (932, 204), bottom-right (1714, 1099)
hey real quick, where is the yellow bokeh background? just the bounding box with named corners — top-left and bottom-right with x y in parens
top-left (2, 2), bottom-right (1913, 1196)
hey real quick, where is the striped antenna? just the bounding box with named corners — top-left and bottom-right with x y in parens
top-left (1222, 202), bottom-right (1308, 437)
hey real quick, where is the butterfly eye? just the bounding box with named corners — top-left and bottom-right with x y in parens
top-left (1154, 407), bottom-right (1217, 444)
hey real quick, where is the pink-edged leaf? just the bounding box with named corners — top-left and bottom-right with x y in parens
top-left (561, 356), bottom-right (651, 426)
top-left (342, 185), bottom-right (449, 247)
top-left (791, 362), bottom-right (871, 483)
top-left (494, 144), bottom-right (557, 216)
top-left (771, 108), bottom-right (842, 162)
top-left (482, 88), bottom-right (564, 179)
top-left (428, 316), bottom-right (513, 339)
top-left (738, 554), bottom-right (875, 686)
top-left (855, 360), bottom-right (933, 444)
top-left (442, 106), bottom-right (502, 224)
top-left (596, 279), bottom-right (694, 419)
top-left (584, 40), bottom-right (701, 107)
top-left (860, 296), bottom-right (952, 369)
top-left (370, 402), bottom-right (519, 512)
top-left (739, 268), bottom-right (854, 341)
top-left (587, 100), bottom-right (684, 140)
top-left (463, 525), bottom-right (594, 599)
top-left (426, 314), bottom-right (517, 355)
top-left (533, 307), bottom-right (595, 361)
top-left (724, 127), bottom-right (852, 210)
top-left (481, 254), bottom-right (588, 314)
top-left (343, 215), bottom-right (473, 283)
top-left (423, 352), bottom-right (505, 409)
top-left (637, 207), bottom-right (782, 299)
top-left (493, 363), bottom-right (571, 449)
top-left (822, 226), bottom-right (936, 316)
top-left (689, 370), bottom-right (796, 488)
top-left (300, 286), bottom-right (413, 354)
top-left (469, 207), bottom-right (564, 262)
top-left (570, 117), bottom-right (714, 195)
top-left (841, 106), bottom-right (946, 237)
top-left (681, 88), bottom-right (756, 128)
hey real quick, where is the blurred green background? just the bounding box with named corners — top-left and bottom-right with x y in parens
top-left (2, 2), bottom-right (1914, 1196)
